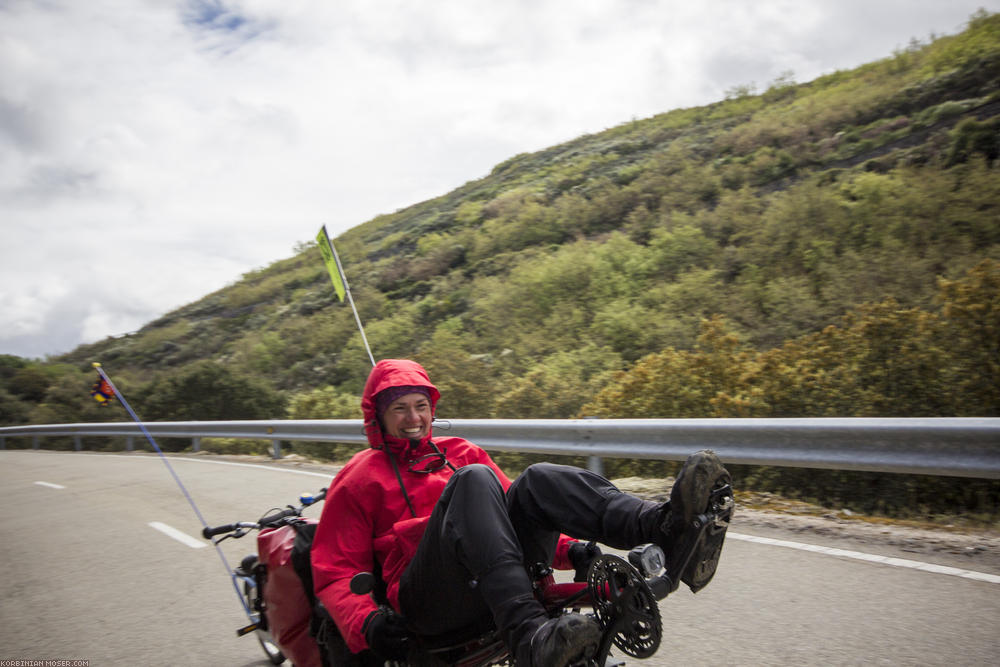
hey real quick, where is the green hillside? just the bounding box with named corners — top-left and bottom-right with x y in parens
top-left (4, 11), bottom-right (999, 440)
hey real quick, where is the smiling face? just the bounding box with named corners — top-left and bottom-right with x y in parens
top-left (381, 392), bottom-right (433, 441)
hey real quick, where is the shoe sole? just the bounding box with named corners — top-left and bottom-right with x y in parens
top-left (670, 450), bottom-right (733, 593)
top-left (684, 478), bottom-right (733, 592)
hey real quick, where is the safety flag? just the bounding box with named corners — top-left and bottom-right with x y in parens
top-left (316, 225), bottom-right (346, 302)
top-left (91, 375), bottom-right (115, 405)
top-left (314, 225), bottom-right (376, 366)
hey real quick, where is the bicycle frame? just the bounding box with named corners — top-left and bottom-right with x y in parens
top-left (204, 477), bottom-right (734, 667)
top-left (354, 545), bottom-right (668, 667)
top-left (203, 489), bottom-right (327, 666)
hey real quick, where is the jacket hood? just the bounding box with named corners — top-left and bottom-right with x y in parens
top-left (362, 359), bottom-right (441, 452)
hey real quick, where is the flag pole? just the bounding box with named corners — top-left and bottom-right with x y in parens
top-left (317, 225), bottom-right (376, 367)
top-left (91, 362), bottom-right (257, 616)
top-left (91, 363), bottom-right (210, 527)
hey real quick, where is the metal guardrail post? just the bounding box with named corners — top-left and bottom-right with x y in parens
top-left (583, 417), bottom-right (603, 475)
top-left (0, 435), bottom-right (5, 450)
top-left (272, 439), bottom-right (282, 459)
top-left (74, 434), bottom-right (82, 451)
top-left (32, 435), bottom-right (40, 450)
top-left (192, 436), bottom-right (200, 453)
top-left (587, 455), bottom-right (604, 476)
top-left (126, 436), bottom-right (134, 452)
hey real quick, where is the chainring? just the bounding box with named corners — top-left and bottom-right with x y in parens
top-left (586, 554), bottom-right (662, 659)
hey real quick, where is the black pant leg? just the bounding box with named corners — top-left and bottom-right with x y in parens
top-left (506, 462), bottom-right (662, 566)
top-left (397, 462), bottom-right (661, 644)
top-left (398, 464), bottom-right (536, 639)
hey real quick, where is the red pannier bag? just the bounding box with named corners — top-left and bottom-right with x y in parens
top-left (257, 519), bottom-right (322, 667)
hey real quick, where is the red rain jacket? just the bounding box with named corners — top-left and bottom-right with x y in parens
top-left (311, 359), bottom-right (576, 654)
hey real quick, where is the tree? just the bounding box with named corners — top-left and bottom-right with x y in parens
top-left (756, 301), bottom-right (950, 417)
top-left (0, 354), bottom-right (27, 384)
top-left (493, 345), bottom-right (623, 419)
top-left (8, 366), bottom-right (52, 403)
top-left (287, 386), bottom-right (362, 420)
top-left (947, 118), bottom-right (1000, 166)
top-left (286, 386), bottom-right (364, 461)
top-left (937, 259), bottom-right (1000, 415)
top-left (0, 387), bottom-right (31, 426)
top-left (414, 329), bottom-right (506, 419)
top-left (26, 367), bottom-right (129, 435)
top-left (138, 361), bottom-right (286, 422)
top-left (581, 316), bottom-right (761, 418)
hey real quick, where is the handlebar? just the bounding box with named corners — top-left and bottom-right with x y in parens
top-left (258, 507), bottom-right (302, 528)
top-left (202, 523), bottom-right (242, 539)
top-left (201, 487), bottom-right (327, 541)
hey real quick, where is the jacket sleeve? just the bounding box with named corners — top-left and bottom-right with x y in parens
top-left (312, 475), bottom-right (379, 655)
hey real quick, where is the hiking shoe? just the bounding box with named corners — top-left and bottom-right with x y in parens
top-left (662, 450), bottom-right (733, 593)
top-left (528, 613), bottom-right (601, 666)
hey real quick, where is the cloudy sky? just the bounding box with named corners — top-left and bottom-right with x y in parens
top-left (2, 1), bottom-right (996, 359)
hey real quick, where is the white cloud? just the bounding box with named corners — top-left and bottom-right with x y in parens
top-left (1, 0), bottom-right (997, 358)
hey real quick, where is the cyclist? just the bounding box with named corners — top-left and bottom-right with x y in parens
top-left (311, 358), bottom-right (731, 666)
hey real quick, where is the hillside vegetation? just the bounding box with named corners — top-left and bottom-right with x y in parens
top-left (3, 11), bottom-right (999, 521)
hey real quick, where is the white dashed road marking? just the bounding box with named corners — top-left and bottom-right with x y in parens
top-left (34, 481), bottom-right (66, 489)
top-left (149, 521), bottom-right (208, 549)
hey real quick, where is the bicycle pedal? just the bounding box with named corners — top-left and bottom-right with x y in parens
top-left (708, 483), bottom-right (734, 524)
top-left (713, 494), bottom-right (735, 528)
top-left (236, 622), bottom-right (260, 637)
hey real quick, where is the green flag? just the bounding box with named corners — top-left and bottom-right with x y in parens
top-left (317, 226), bottom-right (346, 302)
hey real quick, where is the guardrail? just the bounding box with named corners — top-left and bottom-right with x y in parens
top-left (2, 417), bottom-right (999, 479)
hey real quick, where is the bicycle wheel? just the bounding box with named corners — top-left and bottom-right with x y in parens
top-left (255, 633), bottom-right (286, 665)
top-left (244, 580), bottom-right (286, 665)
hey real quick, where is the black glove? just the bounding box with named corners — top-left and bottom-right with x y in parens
top-left (568, 540), bottom-right (602, 582)
top-left (364, 608), bottom-right (410, 661)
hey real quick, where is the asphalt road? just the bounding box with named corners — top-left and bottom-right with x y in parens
top-left (1, 450), bottom-right (997, 666)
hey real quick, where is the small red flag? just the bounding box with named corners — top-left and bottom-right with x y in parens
top-left (91, 376), bottom-right (114, 405)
